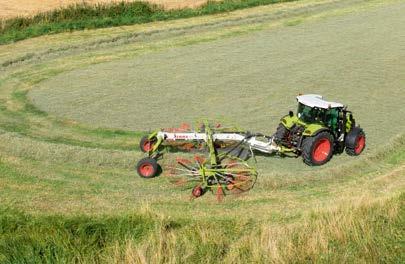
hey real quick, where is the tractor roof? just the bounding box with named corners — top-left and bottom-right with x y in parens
top-left (296, 94), bottom-right (344, 109)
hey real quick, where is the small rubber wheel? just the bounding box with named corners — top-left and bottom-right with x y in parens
top-left (137, 157), bottom-right (158, 178)
top-left (192, 185), bottom-right (204, 198)
top-left (140, 136), bottom-right (156, 153)
top-left (345, 128), bottom-right (366, 156)
top-left (302, 131), bottom-right (334, 166)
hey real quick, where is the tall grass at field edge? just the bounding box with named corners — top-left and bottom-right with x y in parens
top-left (0, 0), bottom-right (297, 44)
top-left (0, 193), bottom-right (403, 263)
top-left (0, 207), bottom-right (158, 263)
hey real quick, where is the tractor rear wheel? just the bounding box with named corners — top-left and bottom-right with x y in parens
top-left (140, 136), bottom-right (156, 153)
top-left (137, 157), bottom-right (158, 178)
top-left (345, 127), bottom-right (366, 156)
top-left (302, 131), bottom-right (334, 166)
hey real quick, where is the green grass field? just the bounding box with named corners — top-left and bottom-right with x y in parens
top-left (0, 0), bottom-right (404, 262)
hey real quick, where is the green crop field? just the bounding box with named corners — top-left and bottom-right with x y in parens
top-left (0, 0), bottom-right (404, 262)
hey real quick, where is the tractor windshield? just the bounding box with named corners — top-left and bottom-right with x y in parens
top-left (297, 103), bottom-right (320, 123)
top-left (297, 103), bottom-right (340, 129)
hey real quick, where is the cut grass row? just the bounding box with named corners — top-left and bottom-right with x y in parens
top-left (0, 130), bottom-right (402, 218)
top-left (0, 0), bottom-right (297, 45)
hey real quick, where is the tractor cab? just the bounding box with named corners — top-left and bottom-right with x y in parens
top-left (296, 94), bottom-right (344, 132)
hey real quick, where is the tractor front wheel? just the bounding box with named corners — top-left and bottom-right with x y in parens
top-left (345, 127), bottom-right (366, 156)
top-left (274, 123), bottom-right (288, 144)
top-left (137, 157), bottom-right (158, 178)
top-left (302, 132), bottom-right (334, 166)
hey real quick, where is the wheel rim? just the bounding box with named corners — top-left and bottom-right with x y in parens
top-left (142, 140), bottom-right (154, 152)
top-left (139, 163), bottom-right (154, 177)
top-left (355, 135), bottom-right (365, 154)
top-left (192, 186), bottom-right (203, 197)
top-left (312, 138), bottom-right (331, 163)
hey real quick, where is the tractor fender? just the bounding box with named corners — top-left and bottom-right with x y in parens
top-left (297, 125), bottom-right (331, 149)
top-left (302, 124), bottom-right (329, 137)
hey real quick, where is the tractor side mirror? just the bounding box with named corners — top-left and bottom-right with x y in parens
top-left (289, 111), bottom-right (294, 117)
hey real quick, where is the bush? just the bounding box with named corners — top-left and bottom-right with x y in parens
top-left (0, 0), bottom-right (296, 44)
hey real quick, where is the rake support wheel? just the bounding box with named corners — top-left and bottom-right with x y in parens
top-left (140, 136), bottom-right (156, 153)
top-left (192, 185), bottom-right (205, 198)
top-left (137, 157), bottom-right (158, 178)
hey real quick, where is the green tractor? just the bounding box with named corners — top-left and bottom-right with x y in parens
top-left (274, 94), bottom-right (366, 165)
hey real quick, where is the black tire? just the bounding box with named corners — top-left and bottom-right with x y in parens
top-left (136, 157), bottom-right (158, 178)
top-left (301, 131), bottom-right (334, 166)
top-left (139, 136), bottom-right (156, 153)
top-left (274, 123), bottom-right (288, 144)
top-left (345, 127), bottom-right (366, 156)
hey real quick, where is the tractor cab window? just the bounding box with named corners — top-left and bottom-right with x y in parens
top-left (297, 103), bottom-right (322, 123)
top-left (323, 108), bottom-right (339, 131)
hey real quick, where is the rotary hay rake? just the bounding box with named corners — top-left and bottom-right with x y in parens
top-left (168, 153), bottom-right (258, 201)
top-left (136, 121), bottom-right (271, 200)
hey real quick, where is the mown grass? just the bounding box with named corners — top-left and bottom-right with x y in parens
top-left (0, 89), bottom-right (144, 151)
top-left (1, 0), bottom-right (395, 153)
top-left (0, 0), bottom-right (297, 44)
top-left (0, 193), bottom-right (403, 263)
top-left (19, 0), bottom-right (404, 167)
